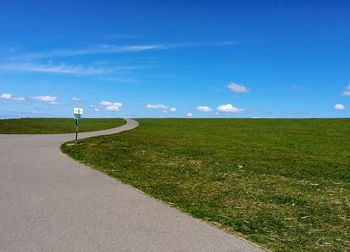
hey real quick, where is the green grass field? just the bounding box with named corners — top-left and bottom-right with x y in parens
top-left (0, 118), bottom-right (125, 134)
top-left (61, 119), bottom-right (350, 251)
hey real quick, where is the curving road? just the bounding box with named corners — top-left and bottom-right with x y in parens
top-left (0, 119), bottom-right (262, 252)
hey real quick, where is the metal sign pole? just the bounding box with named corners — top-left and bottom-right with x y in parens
top-left (75, 118), bottom-right (79, 144)
top-left (73, 107), bottom-right (83, 144)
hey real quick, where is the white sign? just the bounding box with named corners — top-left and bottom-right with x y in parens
top-left (74, 108), bottom-right (83, 115)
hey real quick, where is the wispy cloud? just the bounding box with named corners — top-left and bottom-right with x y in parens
top-left (218, 40), bottom-right (240, 46)
top-left (10, 41), bottom-right (238, 60)
top-left (146, 104), bottom-right (176, 113)
top-left (106, 34), bottom-right (137, 40)
top-left (90, 105), bottom-right (100, 112)
top-left (100, 76), bottom-right (137, 84)
top-left (31, 96), bottom-right (58, 105)
top-left (0, 63), bottom-right (138, 75)
top-left (341, 84), bottom-right (350, 96)
top-left (227, 82), bottom-right (249, 93)
top-left (146, 104), bottom-right (169, 110)
top-left (283, 111), bottom-right (316, 115)
top-left (72, 96), bottom-right (82, 102)
top-left (12, 97), bottom-right (26, 102)
top-left (12, 44), bottom-right (189, 60)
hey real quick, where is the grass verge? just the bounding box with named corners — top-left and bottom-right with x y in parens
top-left (0, 118), bottom-right (125, 134)
top-left (61, 119), bottom-right (350, 251)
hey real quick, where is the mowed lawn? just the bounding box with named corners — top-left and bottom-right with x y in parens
top-left (62, 119), bottom-right (350, 251)
top-left (0, 118), bottom-right (125, 134)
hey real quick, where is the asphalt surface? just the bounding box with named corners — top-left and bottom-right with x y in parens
top-left (0, 118), bottom-right (263, 252)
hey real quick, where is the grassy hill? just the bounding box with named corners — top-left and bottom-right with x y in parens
top-left (62, 118), bottom-right (350, 251)
top-left (0, 118), bottom-right (125, 134)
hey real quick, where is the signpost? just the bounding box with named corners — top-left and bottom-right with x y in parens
top-left (73, 108), bottom-right (83, 143)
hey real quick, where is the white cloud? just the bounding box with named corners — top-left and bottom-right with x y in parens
top-left (334, 104), bottom-right (345, 110)
top-left (196, 106), bottom-right (213, 112)
top-left (72, 96), bottom-right (81, 102)
top-left (227, 82), bottom-right (249, 93)
top-left (105, 106), bottom-right (120, 112)
top-left (341, 85), bottom-right (350, 96)
top-left (217, 104), bottom-right (244, 113)
top-left (98, 100), bottom-right (123, 112)
top-left (1, 93), bottom-right (25, 102)
top-left (146, 104), bottom-right (177, 113)
top-left (32, 96), bottom-right (58, 104)
top-left (100, 101), bottom-right (113, 107)
top-left (146, 104), bottom-right (169, 110)
top-left (186, 113), bottom-right (193, 117)
top-left (1, 93), bottom-right (13, 100)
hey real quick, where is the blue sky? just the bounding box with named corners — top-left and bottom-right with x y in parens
top-left (0, 0), bottom-right (349, 118)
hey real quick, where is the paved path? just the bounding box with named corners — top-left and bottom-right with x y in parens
top-left (0, 119), bottom-right (262, 252)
